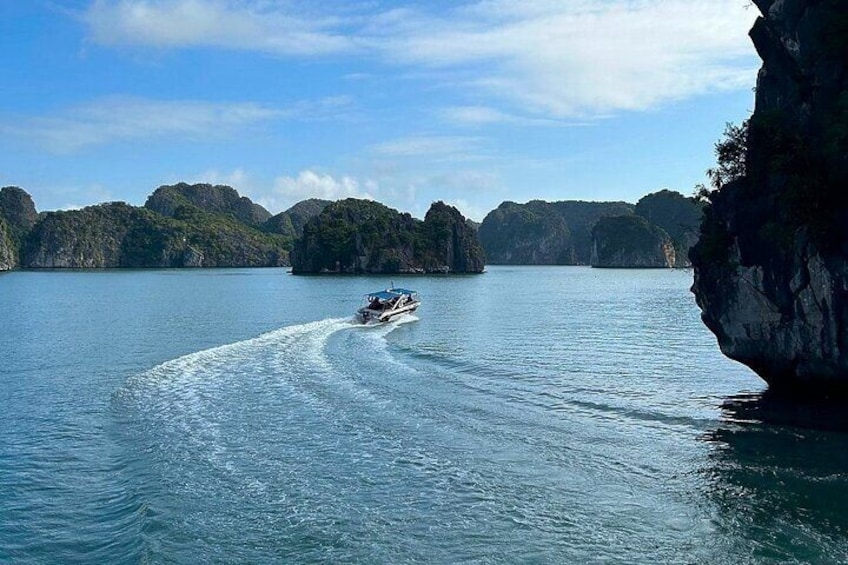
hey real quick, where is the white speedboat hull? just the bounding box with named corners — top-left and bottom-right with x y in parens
top-left (356, 301), bottom-right (419, 324)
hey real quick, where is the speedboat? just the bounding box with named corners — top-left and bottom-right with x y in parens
top-left (356, 287), bottom-right (421, 324)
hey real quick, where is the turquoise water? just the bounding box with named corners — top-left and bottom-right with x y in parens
top-left (1, 267), bottom-right (847, 563)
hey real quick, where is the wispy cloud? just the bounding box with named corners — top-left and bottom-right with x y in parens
top-left (439, 106), bottom-right (516, 126)
top-left (438, 105), bottom-right (584, 127)
top-left (371, 135), bottom-right (484, 158)
top-left (375, 0), bottom-right (758, 117)
top-left (83, 0), bottom-right (356, 55)
top-left (1, 96), bottom-right (351, 153)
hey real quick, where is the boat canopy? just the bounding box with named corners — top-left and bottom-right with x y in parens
top-left (388, 287), bottom-right (416, 296)
top-left (366, 288), bottom-right (417, 300)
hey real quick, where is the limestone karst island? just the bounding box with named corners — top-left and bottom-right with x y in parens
top-left (0, 183), bottom-right (702, 273)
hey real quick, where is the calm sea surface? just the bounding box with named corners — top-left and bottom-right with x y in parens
top-left (2, 266), bottom-right (847, 564)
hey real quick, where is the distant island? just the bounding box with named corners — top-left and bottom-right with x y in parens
top-left (478, 190), bottom-right (702, 268)
top-left (0, 183), bottom-right (486, 274)
top-left (0, 183), bottom-right (326, 270)
top-left (1, 183), bottom-right (702, 273)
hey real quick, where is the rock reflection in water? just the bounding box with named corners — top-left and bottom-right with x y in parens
top-left (701, 392), bottom-right (848, 563)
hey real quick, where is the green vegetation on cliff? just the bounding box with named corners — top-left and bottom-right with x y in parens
top-left (145, 183), bottom-right (272, 227)
top-left (291, 199), bottom-right (484, 274)
top-left (23, 202), bottom-right (289, 268)
top-left (418, 201), bottom-right (486, 273)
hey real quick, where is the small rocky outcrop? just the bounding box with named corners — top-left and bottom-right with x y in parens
top-left (145, 183), bottom-right (272, 227)
top-left (691, 0), bottom-right (848, 391)
top-left (290, 199), bottom-right (485, 274)
top-left (591, 215), bottom-right (675, 268)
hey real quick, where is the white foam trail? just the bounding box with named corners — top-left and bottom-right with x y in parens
top-left (126, 317), bottom-right (352, 388)
top-left (114, 317), bottom-right (362, 494)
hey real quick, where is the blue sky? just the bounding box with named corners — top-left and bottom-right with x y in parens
top-left (0, 0), bottom-right (759, 221)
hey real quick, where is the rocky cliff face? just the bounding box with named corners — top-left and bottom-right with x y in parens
top-left (478, 201), bottom-right (573, 264)
top-left (635, 190), bottom-right (703, 268)
top-left (291, 199), bottom-right (485, 274)
top-left (591, 215), bottom-right (675, 268)
top-left (0, 218), bottom-right (15, 270)
top-left (0, 186), bottom-right (39, 269)
top-left (419, 201), bottom-right (486, 273)
top-left (691, 0), bottom-right (848, 390)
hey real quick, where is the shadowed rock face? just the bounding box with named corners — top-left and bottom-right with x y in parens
top-left (263, 199), bottom-right (331, 238)
top-left (478, 200), bottom-right (635, 265)
top-left (691, 0), bottom-right (848, 391)
top-left (290, 199), bottom-right (485, 274)
top-left (590, 215), bottom-right (675, 268)
top-left (0, 186), bottom-right (39, 270)
top-left (0, 218), bottom-right (14, 270)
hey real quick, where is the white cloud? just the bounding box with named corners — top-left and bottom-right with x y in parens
top-left (257, 170), bottom-right (376, 213)
top-left (45, 183), bottom-right (118, 211)
top-left (82, 1), bottom-right (758, 119)
top-left (83, 0), bottom-right (356, 55)
top-left (438, 105), bottom-right (584, 127)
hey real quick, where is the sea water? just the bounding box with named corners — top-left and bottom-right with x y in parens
top-left (1, 267), bottom-right (847, 564)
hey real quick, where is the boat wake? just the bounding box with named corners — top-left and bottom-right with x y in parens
top-left (113, 315), bottom-right (420, 488)
top-left (116, 315), bottom-right (417, 412)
